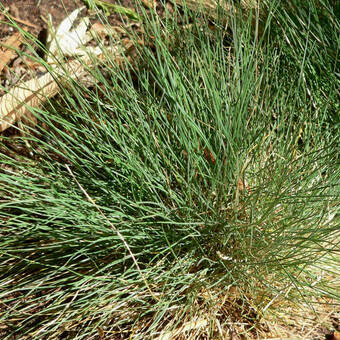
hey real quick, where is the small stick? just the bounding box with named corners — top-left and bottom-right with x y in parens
top-left (65, 164), bottom-right (159, 302)
top-left (7, 14), bottom-right (40, 29)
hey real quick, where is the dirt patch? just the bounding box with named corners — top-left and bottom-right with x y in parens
top-left (0, 0), bottom-right (144, 39)
top-left (0, 0), bottom-right (171, 105)
top-left (0, 0), bottom-right (171, 80)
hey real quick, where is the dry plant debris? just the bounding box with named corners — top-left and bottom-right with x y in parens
top-left (172, 0), bottom-right (259, 18)
top-left (0, 30), bottom-right (26, 73)
top-left (0, 7), bottom-right (126, 133)
top-left (157, 318), bottom-right (208, 340)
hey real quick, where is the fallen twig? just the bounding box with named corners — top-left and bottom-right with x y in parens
top-left (6, 14), bottom-right (40, 29)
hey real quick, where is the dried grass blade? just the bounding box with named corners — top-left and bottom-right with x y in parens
top-left (158, 318), bottom-right (208, 340)
top-left (171, 0), bottom-right (258, 18)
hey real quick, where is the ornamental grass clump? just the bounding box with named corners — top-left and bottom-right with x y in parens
top-left (0, 0), bottom-right (339, 338)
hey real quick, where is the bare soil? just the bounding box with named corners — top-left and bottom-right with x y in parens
top-left (0, 0), bottom-right (171, 103)
top-left (0, 0), bottom-right (145, 39)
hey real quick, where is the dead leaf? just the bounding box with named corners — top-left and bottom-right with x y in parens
top-left (46, 7), bottom-right (92, 62)
top-left (0, 30), bottom-right (25, 73)
top-left (237, 178), bottom-right (245, 192)
top-left (90, 22), bottom-right (120, 40)
top-left (141, 0), bottom-right (157, 9)
top-left (0, 60), bottom-right (80, 131)
top-left (0, 47), bottom-right (119, 132)
top-left (97, 326), bottom-right (104, 338)
top-left (203, 147), bottom-right (216, 164)
top-left (333, 331), bottom-right (340, 340)
top-left (0, 8), bottom-right (128, 132)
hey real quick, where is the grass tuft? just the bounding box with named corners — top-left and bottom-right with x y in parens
top-left (0, 0), bottom-right (339, 338)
